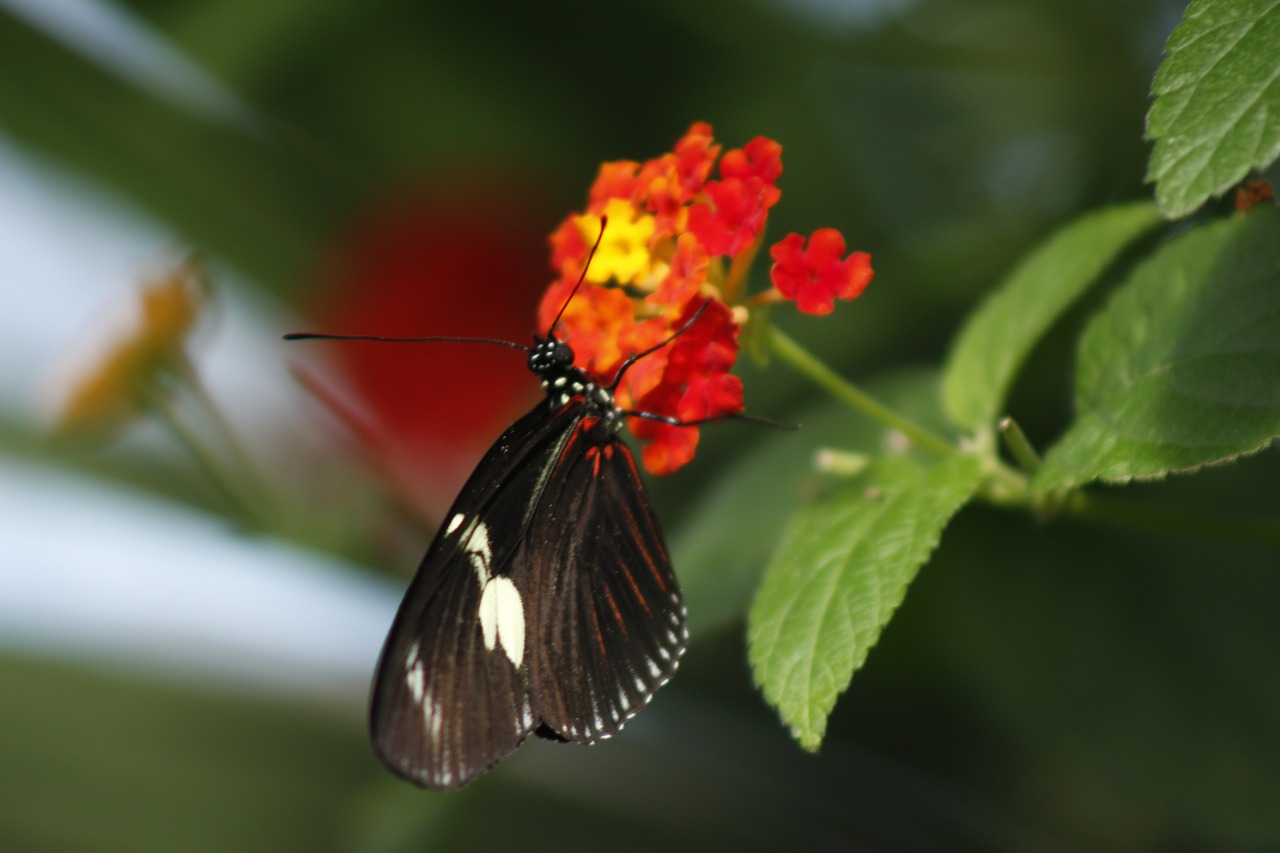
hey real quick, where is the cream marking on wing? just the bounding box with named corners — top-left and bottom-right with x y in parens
top-left (421, 691), bottom-right (444, 742)
top-left (478, 575), bottom-right (525, 667)
top-left (403, 640), bottom-right (426, 702)
top-left (465, 521), bottom-right (492, 581)
top-left (405, 662), bottom-right (426, 704)
top-left (446, 512), bottom-right (466, 535)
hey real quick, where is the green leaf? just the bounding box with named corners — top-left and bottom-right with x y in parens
top-left (672, 369), bottom-right (948, 638)
top-left (1035, 209), bottom-right (1280, 492)
top-left (747, 453), bottom-right (981, 751)
top-left (942, 202), bottom-right (1162, 432)
top-left (1146, 0), bottom-right (1280, 218)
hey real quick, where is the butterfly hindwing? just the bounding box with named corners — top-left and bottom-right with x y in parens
top-left (524, 420), bottom-right (688, 742)
top-left (369, 402), bottom-right (579, 790)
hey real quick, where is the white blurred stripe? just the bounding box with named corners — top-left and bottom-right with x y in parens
top-left (0, 451), bottom-right (398, 697)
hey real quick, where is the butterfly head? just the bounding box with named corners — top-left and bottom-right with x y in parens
top-left (528, 335), bottom-right (622, 433)
top-left (527, 334), bottom-right (575, 376)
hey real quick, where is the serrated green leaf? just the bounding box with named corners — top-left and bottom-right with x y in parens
top-left (747, 453), bottom-right (981, 751)
top-left (1146, 0), bottom-right (1280, 218)
top-left (1035, 209), bottom-right (1280, 491)
top-left (672, 369), bottom-right (950, 638)
top-left (942, 202), bottom-right (1161, 432)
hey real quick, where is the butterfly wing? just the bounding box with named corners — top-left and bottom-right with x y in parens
top-left (524, 427), bottom-right (688, 742)
top-left (369, 401), bottom-right (581, 790)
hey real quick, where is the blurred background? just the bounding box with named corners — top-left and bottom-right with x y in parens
top-left (5, 0), bottom-right (1280, 850)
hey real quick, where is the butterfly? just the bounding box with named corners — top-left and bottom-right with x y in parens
top-left (287, 233), bottom-right (719, 790)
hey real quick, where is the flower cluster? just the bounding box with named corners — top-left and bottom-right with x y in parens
top-left (539, 123), bottom-right (874, 475)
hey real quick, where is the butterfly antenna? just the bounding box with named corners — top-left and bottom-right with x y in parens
top-left (283, 332), bottom-right (529, 351)
top-left (547, 215), bottom-right (608, 336)
top-left (609, 300), bottom-right (710, 390)
top-left (625, 408), bottom-right (800, 431)
top-left (611, 300), bottom-right (801, 430)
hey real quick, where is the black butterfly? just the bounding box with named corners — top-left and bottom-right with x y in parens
top-left (288, 270), bottom-right (717, 790)
top-left (369, 324), bottom-right (694, 790)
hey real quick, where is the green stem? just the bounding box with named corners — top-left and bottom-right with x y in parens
top-left (176, 355), bottom-right (277, 523)
top-left (767, 325), bottom-right (955, 457)
top-left (997, 416), bottom-right (1041, 474)
top-left (147, 389), bottom-right (258, 525)
top-left (764, 325), bottom-right (1280, 549)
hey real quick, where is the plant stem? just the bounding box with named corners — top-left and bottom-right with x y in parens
top-left (177, 355), bottom-right (277, 522)
top-left (764, 326), bottom-right (1279, 549)
top-left (143, 378), bottom-right (263, 527)
top-left (998, 416), bottom-right (1041, 474)
top-left (767, 325), bottom-right (954, 457)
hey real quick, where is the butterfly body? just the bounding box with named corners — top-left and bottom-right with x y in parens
top-left (369, 334), bottom-right (688, 790)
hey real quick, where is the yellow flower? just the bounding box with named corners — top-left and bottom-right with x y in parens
top-left (51, 255), bottom-right (208, 438)
top-left (574, 198), bottom-right (655, 286)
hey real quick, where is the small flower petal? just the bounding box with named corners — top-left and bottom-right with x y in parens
top-left (672, 121), bottom-right (721, 200)
top-left (549, 215), bottom-right (588, 274)
top-left (575, 198), bottom-right (655, 285)
top-left (769, 228), bottom-right (874, 315)
top-left (587, 161), bottom-right (642, 212)
top-left (647, 233), bottom-right (708, 313)
top-left (720, 136), bottom-right (782, 204)
top-left (686, 177), bottom-right (771, 258)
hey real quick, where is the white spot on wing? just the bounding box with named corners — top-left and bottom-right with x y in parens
top-left (464, 521), bottom-right (493, 583)
top-left (405, 663), bottom-right (426, 703)
top-left (478, 575), bottom-right (525, 666)
top-left (446, 513), bottom-right (465, 535)
top-left (420, 690), bottom-right (444, 742)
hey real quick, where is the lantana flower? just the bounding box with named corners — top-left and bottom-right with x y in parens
top-left (538, 122), bottom-right (874, 474)
top-left (769, 229), bottom-right (874, 316)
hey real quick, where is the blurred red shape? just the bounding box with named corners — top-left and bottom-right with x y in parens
top-left (304, 179), bottom-right (553, 522)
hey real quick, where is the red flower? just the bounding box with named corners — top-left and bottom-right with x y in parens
top-left (671, 121), bottom-right (721, 200)
top-left (769, 228), bottom-right (874, 316)
top-left (647, 233), bottom-right (709, 315)
top-left (629, 298), bottom-right (744, 475)
top-left (549, 216), bottom-right (588, 275)
top-left (720, 136), bottom-right (783, 203)
top-left (685, 177), bottom-right (773, 257)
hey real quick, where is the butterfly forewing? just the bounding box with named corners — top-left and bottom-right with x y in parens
top-left (370, 403), bottom-right (579, 790)
top-left (525, 422), bottom-right (687, 742)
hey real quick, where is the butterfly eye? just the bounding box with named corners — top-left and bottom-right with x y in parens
top-left (552, 341), bottom-right (575, 366)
